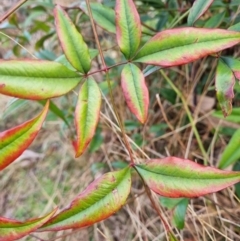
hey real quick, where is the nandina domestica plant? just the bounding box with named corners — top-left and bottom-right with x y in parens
top-left (0, 0), bottom-right (240, 240)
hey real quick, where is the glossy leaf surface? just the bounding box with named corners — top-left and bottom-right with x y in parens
top-left (0, 101), bottom-right (49, 171)
top-left (40, 168), bottom-right (131, 231)
top-left (134, 28), bottom-right (240, 66)
top-left (116, 0), bottom-right (141, 59)
top-left (0, 209), bottom-right (56, 241)
top-left (121, 64), bottom-right (149, 123)
top-left (135, 157), bottom-right (240, 198)
top-left (187, 0), bottom-right (214, 26)
top-left (0, 60), bottom-right (81, 100)
top-left (80, 3), bottom-right (116, 33)
top-left (219, 129), bottom-right (240, 169)
top-left (54, 5), bottom-right (91, 73)
top-left (221, 56), bottom-right (240, 80)
top-left (215, 59), bottom-right (235, 117)
top-left (75, 77), bottom-right (101, 157)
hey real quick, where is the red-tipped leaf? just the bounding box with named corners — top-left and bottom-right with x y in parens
top-left (54, 5), bottom-right (91, 73)
top-left (116, 0), bottom-right (141, 59)
top-left (39, 167), bottom-right (131, 231)
top-left (215, 59), bottom-right (235, 117)
top-left (135, 157), bottom-right (240, 198)
top-left (0, 60), bottom-right (81, 100)
top-left (75, 77), bottom-right (101, 157)
top-left (133, 28), bottom-right (240, 66)
top-left (121, 63), bottom-right (149, 123)
top-left (0, 101), bottom-right (49, 171)
top-left (0, 208), bottom-right (57, 241)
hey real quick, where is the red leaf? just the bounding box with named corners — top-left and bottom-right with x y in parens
top-left (0, 101), bottom-right (49, 171)
top-left (134, 28), bottom-right (240, 66)
top-left (39, 168), bottom-right (131, 231)
top-left (0, 208), bottom-right (57, 241)
top-left (135, 157), bottom-right (240, 198)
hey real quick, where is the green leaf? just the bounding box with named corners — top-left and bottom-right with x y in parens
top-left (187, 0), bottom-right (214, 26)
top-left (135, 157), bottom-right (240, 198)
top-left (219, 129), bottom-right (240, 169)
top-left (80, 3), bottom-right (116, 33)
top-left (0, 208), bottom-right (57, 241)
top-left (40, 168), bottom-right (131, 231)
top-left (169, 232), bottom-right (179, 241)
top-left (133, 28), bottom-right (240, 66)
top-left (75, 77), bottom-right (102, 157)
top-left (38, 100), bottom-right (70, 127)
top-left (0, 60), bottom-right (81, 100)
top-left (160, 197), bottom-right (189, 229)
top-left (203, 11), bottom-right (225, 28)
top-left (54, 5), bottom-right (91, 73)
top-left (160, 197), bottom-right (184, 209)
top-left (55, 49), bottom-right (98, 71)
top-left (229, 22), bottom-right (240, 32)
top-left (35, 32), bottom-right (54, 50)
top-left (0, 101), bottom-right (49, 171)
top-left (116, 0), bottom-right (141, 59)
top-left (143, 65), bottom-right (161, 77)
top-left (221, 56), bottom-right (240, 80)
top-left (233, 161), bottom-right (240, 198)
top-left (212, 108), bottom-right (240, 123)
top-left (121, 64), bottom-right (149, 123)
top-left (172, 198), bottom-right (189, 229)
top-left (89, 127), bottom-right (103, 153)
top-left (215, 59), bottom-right (235, 117)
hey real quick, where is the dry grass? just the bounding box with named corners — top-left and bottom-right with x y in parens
top-left (0, 1), bottom-right (240, 241)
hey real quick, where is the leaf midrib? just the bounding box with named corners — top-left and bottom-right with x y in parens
top-left (129, 64), bottom-right (143, 116)
top-left (135, 36), bottom-right (240, 59)
top-left (0, 117), bottom-right (40, 155)
top-left (60, 10), bottom-right (88, 72)
top-left (44, 169), bottom-right (130, 227)
top-left (136, 165), bottom-right (240, 180)
top-left (122, 0), bottom-right (134, 58)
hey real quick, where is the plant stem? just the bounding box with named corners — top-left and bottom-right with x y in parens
top-left (0, 0), bottom-right (28, 23)
top-left (85, 0), bottom-right (134, 165)
top-left (87, 61), bottom-right (128, 76)
top-left (133, 166), bottom-right (177, 239)
top-left (160, 70), bottom-right (209, 164)
top-left (169, 9), bottom-right (190, 28)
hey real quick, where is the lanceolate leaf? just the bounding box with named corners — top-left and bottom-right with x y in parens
top-left (172, 198), bottom-right (189, 229)
top-left (116, 0), bottom-right (141, 59)
top-left (75, 77), bottom-right (101, 157)
top-left (221, 56), bottom-right (240, 80)
top-left (219, 129), bottom-right (240, 169)
top-left (40, 168), bottom-right (131, 231)
top-left (215, 59), bottom-right (235, 117)
top-left (0, 208), bottom-right (57, 241)
top-left (135, 157), bottom-right (240, 198)
top-left (80, 3), bottom-right (116, 33)
top-left (0, 101), bottom-right (49, 171)
top-left (187, 0), bottom-right (214, 26)
top-left (160, 197), bottom-right (189, 229)
top-left (54, 5), bottom-right (91, 73)
top-left (0, 60), bottom-right (81, 100)
top-left (121, 64), bottom-right (149, 123)
top-left (133, 28), bottom-right (240, 66)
